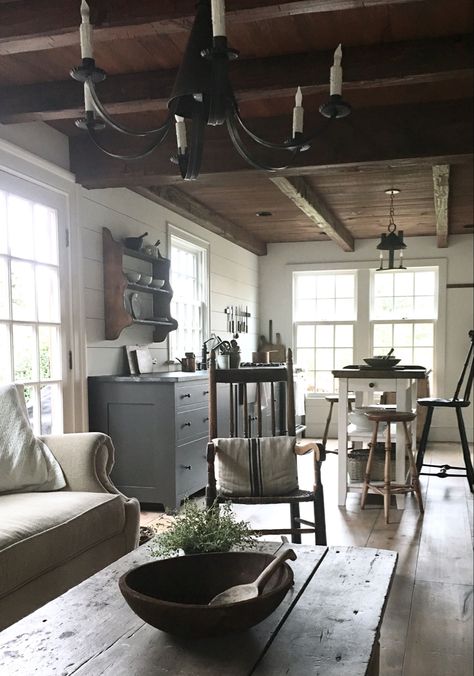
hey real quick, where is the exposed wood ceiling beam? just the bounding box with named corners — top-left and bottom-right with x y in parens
top-left (270, 176), bottom-right (354, 251)
top-left (1, 35), bottom-right (471, 124)
top-left (134, 186), bottom-right (267, 256)
top-left (0, 0), bottom-right (426, 56)
top-left (70, 99), bottom-right (474, 189)
top-left (432, 164), bottom-right (450, 248)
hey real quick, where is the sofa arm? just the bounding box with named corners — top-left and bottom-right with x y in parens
top-left (40, 432), bottom-right (121, 495)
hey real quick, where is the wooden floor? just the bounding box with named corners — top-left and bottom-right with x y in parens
top-left (140, 441), bottom-right (473, 676)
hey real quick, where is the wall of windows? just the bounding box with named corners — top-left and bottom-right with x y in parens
top-left (294, 266), bottom-right (439, 394)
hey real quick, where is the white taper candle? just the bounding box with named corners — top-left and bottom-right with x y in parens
top-left (211, 0), bottom-right (226, 37)
top-left (80, 0), bottom-right (93, 59)
top-left (175, 115), bottom-right (187, 152)
top-left (84, 81), bottom-right (94, 112)
top-left (292, 86), bottom-right (304, 136)
top-left (330, 43), bottom-right (343, 96)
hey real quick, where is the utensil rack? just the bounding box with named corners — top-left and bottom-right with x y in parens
top-left (224, 305), bottom-right (250, 333)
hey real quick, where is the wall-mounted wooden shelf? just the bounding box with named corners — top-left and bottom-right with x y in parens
top-left (102, 227), bottom-right (178, 342)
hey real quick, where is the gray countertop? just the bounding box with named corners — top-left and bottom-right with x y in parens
top-left (88, 370), bottom-right (209, 383)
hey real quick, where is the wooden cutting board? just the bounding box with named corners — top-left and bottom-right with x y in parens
top-left (258, 320), bottom-right (286, 361)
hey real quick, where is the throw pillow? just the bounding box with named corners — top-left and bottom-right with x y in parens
top-left (213, 436), bottom-right (298, 497)
top-left (0, 384), bottom-right (65, 493)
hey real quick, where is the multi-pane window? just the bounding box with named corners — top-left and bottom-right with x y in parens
top-left (0, 189), bottom-right (63, 434)
top-left (371, 269), bottom-right (437, 371)
top-left (294, 267), bottom-right (439, 394)
top-left (294, 272), bottom-right (356, 392)
top-left (170, 231), bottom-right (208, 358)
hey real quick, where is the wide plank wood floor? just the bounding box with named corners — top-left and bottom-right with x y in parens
top-left (141, 441), bottom-right (473, 676)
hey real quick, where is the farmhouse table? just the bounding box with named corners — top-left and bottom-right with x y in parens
top-left (0, 542), bottom-right (397, 676)
top-left (332, 366), bottom-right (427, 507)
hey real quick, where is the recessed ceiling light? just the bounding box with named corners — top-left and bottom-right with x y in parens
top-left (256, 211), bottom-right (273, 217)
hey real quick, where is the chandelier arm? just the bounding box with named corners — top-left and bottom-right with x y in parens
top-left (232, 110), bottom-right (306, 151)
top-left (87, 125), bottom-right (170, 161)
top-left (88, 80), bottom-right (174, 137)
top-left (226, 115), bottom-right (299, 172)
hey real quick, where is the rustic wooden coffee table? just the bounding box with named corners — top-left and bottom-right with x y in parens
top-left (0, 543), bottom-right (396, 675)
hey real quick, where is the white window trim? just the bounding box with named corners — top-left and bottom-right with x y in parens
top-left (290, 258), bottom-right (447, 398)
top-left (167, 223), bottom-right (210, 359)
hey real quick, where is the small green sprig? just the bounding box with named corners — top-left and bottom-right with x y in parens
top-left (150, 501), bottom-right (257, 557)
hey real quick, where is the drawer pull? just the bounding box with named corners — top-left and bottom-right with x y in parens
top-left (369, 382), bottom-right (375, 388)
top-left (203, 390), bottom-right (209, 395)
top-left (181, 393), bottom-right (191, 399)
top-left (203, 417), bottom-right (209, 422)
top-left (182, 421), bottom-right (192, 427)
top-left (181, 464), bottom-right (192, 470)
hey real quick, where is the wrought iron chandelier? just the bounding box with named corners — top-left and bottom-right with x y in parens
top-left (376, 188), bottom-right (407, 271)
top-left (71, 0), bottom-right (351, 180)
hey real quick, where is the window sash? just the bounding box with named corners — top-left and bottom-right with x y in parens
top-left (0, 185), bottom-right (65, 434)
top-left (169, 230), bottom-right (208, 358)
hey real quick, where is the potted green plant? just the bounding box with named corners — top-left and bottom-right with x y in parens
top-left (149, 501), bottom-right (257, 557)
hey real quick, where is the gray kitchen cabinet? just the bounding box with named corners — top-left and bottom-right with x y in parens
top-left (88, 373), bottom-right (212, 509)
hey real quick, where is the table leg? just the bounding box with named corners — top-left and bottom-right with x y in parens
top-left (338, 378), bottom-right (349, 506)
top-left (395, 378), bottom-right (410, 509)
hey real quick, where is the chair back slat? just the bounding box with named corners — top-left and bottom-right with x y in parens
top-left (287, 348), bottom-right (296, 436)
top-left (270, 382), bottom-right (276, 436)
top-left (229, 384), bottom-right (235, 437)
top-left (256, 382), bottom-right (262, 437)
top-left (454, 330), bottom-right (474, 402)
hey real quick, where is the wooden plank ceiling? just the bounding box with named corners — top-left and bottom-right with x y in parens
top-left (0, 0), bottom-right (472, 255)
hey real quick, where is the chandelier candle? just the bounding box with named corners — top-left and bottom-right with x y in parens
top-left (175, 116), bottom-right (187, 153)
top-left (211, 0), bottom-right (226, 37)
top-left (330, 44), bottom-right (343, 96)
top-left (292, 87), bottom-right (304, 136)
top-left (84, 81), bottom-right (93, 113)
top-left (79, 0), bottom-right (93, 59)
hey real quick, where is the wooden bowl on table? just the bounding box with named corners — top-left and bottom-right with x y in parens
top-left (364, 357), bottom-right (401, 369)
top-left (118, 551), bottom-right (294, 638)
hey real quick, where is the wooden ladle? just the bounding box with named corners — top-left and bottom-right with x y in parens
top-left (208, 548), bottom-right (297, 606)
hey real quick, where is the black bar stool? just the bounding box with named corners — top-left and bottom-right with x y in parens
top-left (416, 329), bottom-right (474, 492)
top-left (361, 410), bottom-right (424, 523)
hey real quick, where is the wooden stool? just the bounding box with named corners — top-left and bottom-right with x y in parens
top-left (322, 393), bottom-right (356, 450)
top-left (361, 410), bottom-right (424, 523)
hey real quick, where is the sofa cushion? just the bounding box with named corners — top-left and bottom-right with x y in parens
top-left (0, 384), bottom-right (65, 493)
top-left (0, 491), bottom-right (125, 599)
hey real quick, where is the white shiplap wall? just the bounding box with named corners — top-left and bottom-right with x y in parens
top-left (80, 187), bottom-right (259, 376)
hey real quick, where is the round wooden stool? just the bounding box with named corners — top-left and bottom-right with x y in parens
top-left (361, 410), bottom-right (424, 523)
top-left (322, 393), bottom-right (356, 450)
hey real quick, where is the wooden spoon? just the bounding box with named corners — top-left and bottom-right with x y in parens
top-left (208, 549), bottom-right (297, 606)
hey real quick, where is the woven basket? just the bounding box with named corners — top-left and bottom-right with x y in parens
top-left (347, 443), bottom-right (406, 482)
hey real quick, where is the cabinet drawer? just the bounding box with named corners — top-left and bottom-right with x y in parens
top-left (176, 383), bottom-right (210, 410)
top-left (176, 406), bottom-right (210, 442)
top-left (176, 437), bottom-right (208, 498)
top-left (347, 378), bottom-right (396, 393)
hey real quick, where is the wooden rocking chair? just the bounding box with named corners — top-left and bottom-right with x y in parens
top-left (206, 348), bottom-right (327, 545)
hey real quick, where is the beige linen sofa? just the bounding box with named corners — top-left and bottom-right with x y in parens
top-left (0, 432), bottom-right (140, 630)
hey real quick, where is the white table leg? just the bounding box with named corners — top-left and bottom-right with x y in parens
top-left (395, 378), bottom-right (410, 509)
top-left (338, 379), bottom-right (349, 506)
